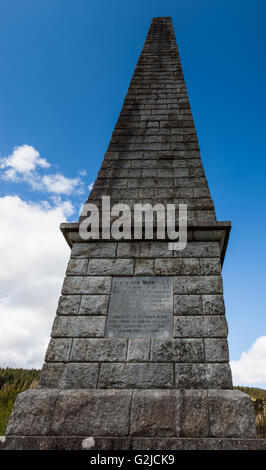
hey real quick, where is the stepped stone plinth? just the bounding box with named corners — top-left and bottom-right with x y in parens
top-left (2, 17), bottom-right (265, 451)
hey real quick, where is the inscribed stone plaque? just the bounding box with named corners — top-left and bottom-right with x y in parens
top-left (106, 277), bottom-right (173, 338)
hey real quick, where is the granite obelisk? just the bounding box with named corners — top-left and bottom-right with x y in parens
top-left (2, 17), bottom-right (264, 450)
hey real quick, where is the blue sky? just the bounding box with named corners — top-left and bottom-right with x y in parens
top-left (0, 0), bottom-right (265, 386)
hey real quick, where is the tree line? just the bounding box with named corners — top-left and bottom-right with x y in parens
top-left (0, 368), bottom-right (265, 437)
top-left (0, 367), bottom-right (41, 434)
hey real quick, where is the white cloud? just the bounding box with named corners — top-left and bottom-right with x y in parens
top-left (0, 195), bottom-right (72, 368)
top-left (88, 181), bottom-right (94, 191)
top-left (0, 145), bottom-right (49, 181)
top-left (42, 173), bottom-right (81, 194)
top-left (0, 145), bottom-right (85, 195)
top-left (231, 336), bottom-right (266, 386)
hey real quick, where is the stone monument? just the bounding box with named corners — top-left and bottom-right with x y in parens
top-left (2, 16), bottom-right (265, 450)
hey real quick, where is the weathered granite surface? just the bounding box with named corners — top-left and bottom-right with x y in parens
top-left (5, 389), bottom-right (257, 439)
top-left (1, 436), bottom-right (266, 451)
top-left (3, 17), bottom-right (260, 450)
top-left (3, 388), bottom-right (264, 450)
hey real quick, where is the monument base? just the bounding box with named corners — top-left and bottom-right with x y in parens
top-left (1, 436), bottom-right (266, 450)
top-left (1, 388), bottom-right (263, 450)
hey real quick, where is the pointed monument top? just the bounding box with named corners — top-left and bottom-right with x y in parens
top-left (87, 16), bottom-right (216, 227)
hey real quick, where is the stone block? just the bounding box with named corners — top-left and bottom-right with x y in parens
top-left (71, 242), bottom-right (116, 258)
top-left (102, 159), bottom-right (131, 169)
top-left (208, 390), bottom-right (256, 438)
top-left (143, 168), bottom-right (157, 177)
top-left (158, 187), bottom-right (193, 198)
top-left (38, 363), bottom-right (65, 388)
top-left (132, 159), bottom-right (158, 169)
top-left (79, 295), bottom-right (109, 315)
top-left (173, 176), bottom-right (205, 188)
top-left (193, 187), bottom-right (210, 197)
top-left (67, 231), bottom-right (82, 243)
top-left (174, 294), bottom-right (202, 315)
top-left (95, 178), bottom-right (127, 188)
top-left (90, 188), bottom-right (137, 199)
top-left (121, 168), bottom-right (142, 177)
top-left (61, 363), bottom-right (99, 389)
top-left (175, 363), bottom-right (233, 389)
top-left (204, 338), bottom-right (229, 362)
top-left (134, 259), bottom-right (154, 275)
top-left (45, 338), bottom-right (72, 362)
top-left (98, 363), bottom-right (174, 388)
top-left (138, 188), bottom-right (156, 198)
top-left (131, 437), bottom-right (184, 450)
top-left (193, 230), bottom-right (222, 242)
top-left (174, 316), bottom-right (228, 337)
top-left (197, 210), bottom-right (216, 223)
top-left (181, 390), bottom-right (209, 437)
top-left (62, 276), bottom-right (111, 295)
top-left (56, 295), bottom-right (81, 315)
top-left (51, 316), bottom-right (106, 338)
top-left (6, 390), bottom-right (59, 436)
top-left (51, 390), bottom-right (132, 436)
top-left (87, 259), bottom-right (134, 276)
top-left (155, 258), bottom-right (200, 275)
top-left (66, 259), bottom-right (88, 276)
top-left (127, 339), bottom-right (150, 361)
top-left (190, 167), bottom-right (204, 177)
top-left (70, 338), bottom-right (127, 362)
top-left (39, 362), bottom-right (100, 390)
top-left (130, 390), bottom-right (180, 436)
top-left (117, 242), bottom-right (172, 258)
top-left (174, 276), bottom-right (223, 294)
top-left (129, 177), bottom-right (158, 189)
top-left (200, 258), bottom-right (221, 275)
top-left (173, 242), bottom-right (220, 258)
top-left (151, 339), bottom-right (204, 362)
top-left (202, 295), bottom-right (225, 315)
top-left (174, 168), bottom-right (190, 177)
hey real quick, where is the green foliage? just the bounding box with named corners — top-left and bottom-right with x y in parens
top-left (234, 386), bottom-right (266, 400)
top-left (0, 367), bottom-right (41, 434)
